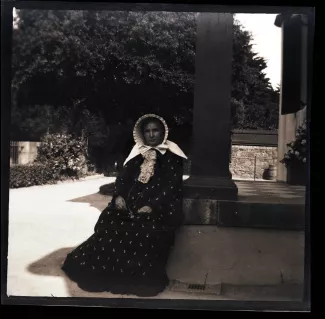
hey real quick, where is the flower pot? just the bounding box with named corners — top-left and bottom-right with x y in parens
top-left (286, 163), bottom-right (307, 186)
top-left (263, 164), bottom-right (277, 180)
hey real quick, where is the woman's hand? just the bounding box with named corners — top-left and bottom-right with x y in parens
top-left (137, 206), bottom-right (152, 214)
top-left (115, 196), bottom-right (127, 210)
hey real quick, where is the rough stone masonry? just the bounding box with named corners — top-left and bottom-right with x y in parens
top-left (184, 145), bottom-right (278, 180)
top-left (230, 145), bottom-right (278, 179)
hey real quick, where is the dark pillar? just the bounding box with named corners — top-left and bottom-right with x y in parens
top-left (183, 13), bottom-right (238, 225)
top-left (190, 13), bottom-right (233, 179)
top-left (280, 15), bottom-right (304, 115)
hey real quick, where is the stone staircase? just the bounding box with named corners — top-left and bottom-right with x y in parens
top-left (99, 180), bottom-right (306, 231)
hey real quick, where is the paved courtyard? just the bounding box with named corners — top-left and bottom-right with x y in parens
top-left (6, 176), bottom-right (305, 301)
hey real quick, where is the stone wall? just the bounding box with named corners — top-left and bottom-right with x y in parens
top-left (230, 145), bottom-right (278, 179)
top-left (182, 130), bottom-right (279, 179)
top-left (183, 145), bottom-right (278, 180)
top-left (10, 141), bottom-right (40, 165)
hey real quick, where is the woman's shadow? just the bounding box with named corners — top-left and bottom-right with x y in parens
top-left (26, 191), bottom-right (134, 298)
top-left (26, 246), bottom-right (140, 298)
top-left (26, 190), bottom-right (181, 299)
top-left (26, 244), bottom-right (182, 299)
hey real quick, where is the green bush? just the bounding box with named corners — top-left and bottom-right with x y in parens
top-left (280, 121), bottom-right (307, 167)
top-left (10, 163), bottom-right (58, 188)
top-left (10, 133), bottom-right (97, 188)
top-left (35, 133), bottom-right (89, 178)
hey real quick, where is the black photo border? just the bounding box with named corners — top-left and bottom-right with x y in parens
top-left (1, 0), bottom-right (314, 312)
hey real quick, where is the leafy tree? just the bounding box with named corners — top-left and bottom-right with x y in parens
top-left (11, 10), bottom-right (279, 168)
top-left (231, 20), bottom-right (279, 130)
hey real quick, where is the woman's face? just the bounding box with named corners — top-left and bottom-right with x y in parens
top-left (143, 121), bottom-right (164, 147)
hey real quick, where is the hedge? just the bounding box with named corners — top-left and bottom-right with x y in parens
top-left (10, 163), bottom-right (60, 188)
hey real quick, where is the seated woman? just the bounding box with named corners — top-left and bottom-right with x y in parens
top-left (61, 114), bottom-right (187, 297)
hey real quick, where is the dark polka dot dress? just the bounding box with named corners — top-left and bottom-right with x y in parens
top-left (61, 150), bottom-right (184, 297)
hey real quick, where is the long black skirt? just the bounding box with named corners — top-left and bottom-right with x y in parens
top-left (61, 206), bottom-right (176, 297)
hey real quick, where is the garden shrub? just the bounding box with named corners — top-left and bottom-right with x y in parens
top-left (10, 163), bottom-right (58, 188)
top-left (35, 133), bottom-right (89, 178)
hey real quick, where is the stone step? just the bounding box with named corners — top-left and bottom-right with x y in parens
top-left (99, 183), bottom-right (305, 231)
top-left (183, 200), bottom-right (305, 230)
top-left (167, 281), bottom-right (303, 301)
top-left (219, 283), bottom-right (304, 301)
top-left (217, 201), bottom-right (305, 231)
top-left (167, 226), bottom-right (304, 290)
